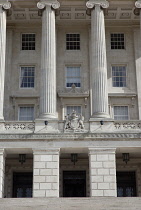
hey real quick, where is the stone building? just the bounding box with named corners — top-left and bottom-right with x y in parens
top-left (0, 0), bottom-right (141, 200)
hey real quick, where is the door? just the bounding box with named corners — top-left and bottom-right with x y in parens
top-left (63, 171), bottom-right (86, 197)
top-left (13, 172), bottom-right (33, 198)
top-left (117, 171), bottom-right (136, 197)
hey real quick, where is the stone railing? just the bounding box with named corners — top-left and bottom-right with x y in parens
top-left (4, 121), bottom-right (35, 132)
top-left (114, 121), bottom-right (141, 130)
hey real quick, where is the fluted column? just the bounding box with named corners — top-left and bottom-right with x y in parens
top-left (135, 1), bottom-right (141, 119)
top-left (37, 0), bottom-right (60, 119)
top-left (86, 0), bottom-right (109, 118)
top-left (0, 1), bottom-right (11, 121)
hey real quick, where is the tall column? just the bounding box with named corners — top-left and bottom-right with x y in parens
top-left (86, 0), bottom-right (109, 118)
top-left (37, 0), bottom-right (60, 119)
top-left (89, 148), bottom-right (117, 197)
top-left (0, 1), bottom-right (11, 120)
top-left (0, 149), bottom-right (6, 198)
top-left (33, 148), bottom-right (60, 197)
top-left (135, 1), bottom-right (141, 119)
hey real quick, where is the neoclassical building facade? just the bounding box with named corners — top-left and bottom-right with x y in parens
top-left (0, 0), bottom-right (141, 199)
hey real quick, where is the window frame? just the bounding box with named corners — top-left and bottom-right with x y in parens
top-left (113, 105), bottom-right (129, 120)
top-left (21, 33), bottom-right (36, 51)
top-left (65, 65), bottom-right (81, 88)
top-left (110, 33), bottom-right (125, 50)
top-left (66, 33), bottom-right (80, 51)
top-left (18, 105), bottom-right (35, 121)
top-left (111, 65), bottom-right (127, 88)
top-left (19, 66), bottom-right (35, 89)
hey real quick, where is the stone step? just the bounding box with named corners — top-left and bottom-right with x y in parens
top-left (0, 198), bottom-right (141, 210)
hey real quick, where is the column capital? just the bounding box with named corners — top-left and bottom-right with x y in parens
top-left (135, 0), bottom-right (141, 8)
top-left (86, 0), bottom-right (109, 9)
top-left (0, 0), bottom-right (11, 10)
top-left (37, 0), bottom-right (60, 10)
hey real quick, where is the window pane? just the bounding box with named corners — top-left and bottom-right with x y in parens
top-left (20, 67), bottom-right (35, 88)
top-left (19, 107), bottom-right (34, 121)
top-left (66, 34), bottom-right (80, 50)
top-left (22, 34), bottom-right (35, 50)
top-left (66, 67), bottom-right (81, 88)
top-left (112, 66), bottom-right (126, 87)
top-left (111, 34), bottom-right (125, 50)
top-left (114, 106), bottom-right (128, 120)
top-left (66, 106), bottom-right (81, 115)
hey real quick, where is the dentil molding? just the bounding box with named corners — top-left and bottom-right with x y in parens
top-left (86, 0), bottom-right (109, 9)
top-left (37, 0), bottom-right (60, 10)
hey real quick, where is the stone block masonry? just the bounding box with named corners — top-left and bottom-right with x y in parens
top-left (33, 148), bottom-right (60, 197)
top-left (89, 148), bottom-right (117, 197)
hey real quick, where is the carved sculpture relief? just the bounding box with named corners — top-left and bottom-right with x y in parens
top-left (64, 111), bottom-right (84, 131)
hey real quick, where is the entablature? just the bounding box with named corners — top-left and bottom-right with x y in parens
top-left (6, 0), bottom-right (139, 23)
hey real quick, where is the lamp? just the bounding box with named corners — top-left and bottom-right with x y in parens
top-left (100, 120), bottom-right (104, 125)
top-left (71, 153), bottom-right (78, 165)
top-left (44, 121), bottom-right (48, 126)
top-left (122, 153), bottom-right (129, 164)
top-left (19, 154), bottom-right (26, 165)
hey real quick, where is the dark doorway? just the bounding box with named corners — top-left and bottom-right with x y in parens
top-left (13, 172), bottom-right (33, 198)
top-left (63, 171), bottom-right (86, 197)
top-left (117, 171), bottom-right (136, 197)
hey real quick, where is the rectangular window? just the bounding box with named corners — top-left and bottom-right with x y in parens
top-left (22, 34), bottom-right (35, 50)
top-left (19, 106), bottom-right (34, 121)
top-left (111, 33), bottom-right (125, 49)
top-left (114, 106), bottom-right (128, 120)
top-left (117, 171), bottom-right (136, 197)
top-left (112, 65), bottom-right (126, 87)
top-left (66, 106), bottom-right (81, 115)
top-left (66, 66), bottom-right (81, 87)
top-left (20, 66), bottom-right (35, 88)
top-left (66, 34), bottom-right (80, 50)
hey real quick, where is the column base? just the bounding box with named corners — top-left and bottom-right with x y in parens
top-left (91, 112), bottom-right (110, 119)
top-left (34, 118), bottom-right (59, 133)
top-left (39, 113), bottom-right (58, 120)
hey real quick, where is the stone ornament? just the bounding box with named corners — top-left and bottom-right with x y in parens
top-left (0, 1), bottom-right (11, 10)
top-left (65, 111), bottom-right (84, 131)
top-left (37, 0), bottom-right (60, 10)
top-left (86, 0), bottom-right (109, 9)
top-left (135, 0), bottom-right (141, 8)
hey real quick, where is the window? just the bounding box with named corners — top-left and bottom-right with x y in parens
top-left (117, 172), bottom-right (136, 197)
top-left (66, 66), bottom-right (81, 87)
top-left (66, 34), bottom-right (80, 50)
top-left (19, 106), bottom-right (34, 121)
top-left (20, 66), bottom-right (35, 88)
top-left (111, 33), bottom-right (125, 49)
top-left (112, 65), bottom-right (126, 87)
top-left (66, 106), bottom-right (81, 115)
top-left (22, 34), bottom-right (35, 50)
top-left (114, 106), bottom-right (128, 120)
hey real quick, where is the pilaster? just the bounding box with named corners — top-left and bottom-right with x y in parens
top-left (0, 1), bottom-right (11, 121)
top-left (0, 149), bottom-right (6, 198)
top-left (86, 0), bottom-right (109, 119)
top-left (33, 148), bottom-right (60, 197)
top-left (89, 148), bottom-right (117, 197)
